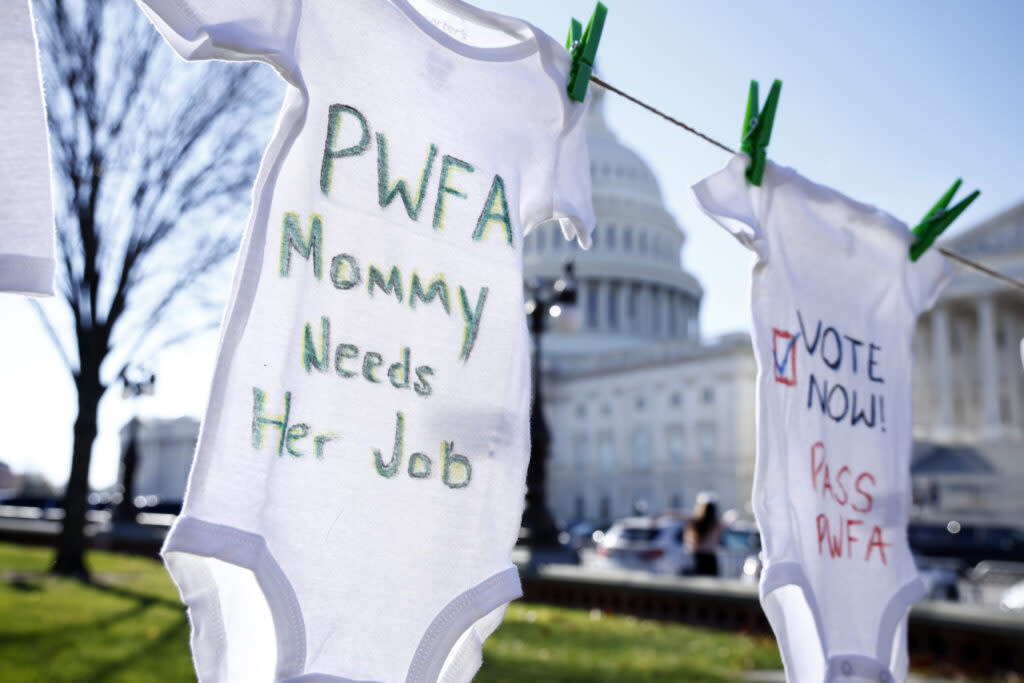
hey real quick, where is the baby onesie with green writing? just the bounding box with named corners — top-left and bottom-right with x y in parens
top-left (136, 0), bottom-right (593, 681)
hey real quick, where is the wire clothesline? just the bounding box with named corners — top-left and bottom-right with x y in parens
top-left (589, 74), bottom-right (1024, 293)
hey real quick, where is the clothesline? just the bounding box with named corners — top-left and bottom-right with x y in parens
top-left (589, 74), bottom-right (1024, 293)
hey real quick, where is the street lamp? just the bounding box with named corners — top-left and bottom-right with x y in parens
top-left (112, 368), bottom-right (156, 524)
top-left (521, 260), bottom-right (578, 548)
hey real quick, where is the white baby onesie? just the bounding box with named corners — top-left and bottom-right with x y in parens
top-left (693, 155), bottom-right (949, 683)
top-left (135, 0), bottom-right (594, 681)
top-left (1, 0), bottom-right (55, 296)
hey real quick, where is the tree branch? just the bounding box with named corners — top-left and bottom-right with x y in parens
top-left (27, 299), bottom-right (76, 372)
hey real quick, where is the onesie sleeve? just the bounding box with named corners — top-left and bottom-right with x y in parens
top-left (691, 154), bottom-right (765, 254)
top-left (549, 94), bottom-right (596, 249)
top-left (904, 246), bottom-right (952, 315)
top-left (134, 0), bottom-right (298, 65)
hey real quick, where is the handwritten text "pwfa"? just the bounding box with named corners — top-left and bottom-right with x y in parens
top-left (319, 104), bottom-right (514, 247)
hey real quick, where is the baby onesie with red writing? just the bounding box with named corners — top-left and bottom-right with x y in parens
top-left (135, 0), bottom-right (594, 681)
top-left (693, 155), bottom-right (949, 683)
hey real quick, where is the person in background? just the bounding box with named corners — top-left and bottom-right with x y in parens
top-left (686, 493), bottom-right (723, 576)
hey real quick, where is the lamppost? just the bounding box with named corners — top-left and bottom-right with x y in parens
top-left (112, 369), bottom-right (156, 524)
top-left (521, 260), bottom-right (579, 548)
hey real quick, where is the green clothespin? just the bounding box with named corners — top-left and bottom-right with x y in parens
top-left (740, 79), bottom-right (782, 186)
top-left (565, 2), bottom-right (607, 103)
top-left (909, 179), bottom-right (980, 261)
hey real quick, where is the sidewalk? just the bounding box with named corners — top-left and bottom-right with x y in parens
top-left (745, 672), bottom-right (958, 682)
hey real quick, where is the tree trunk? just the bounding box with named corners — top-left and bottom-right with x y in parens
top-left (51, 370), bottom-right (103, 580)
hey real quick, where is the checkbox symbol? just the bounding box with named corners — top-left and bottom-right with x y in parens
top-left (772, 329), bottom-right (799, 386)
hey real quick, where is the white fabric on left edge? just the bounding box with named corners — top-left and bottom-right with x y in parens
top-left (0, 0), bottom-right (56, 296)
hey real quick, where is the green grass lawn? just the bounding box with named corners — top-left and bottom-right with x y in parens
top-left (0, 542), bottom-right (785, 682)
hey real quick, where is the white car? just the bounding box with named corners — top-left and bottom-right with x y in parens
top-left (593, 516), bottom-right (695, 575)
top-left (718, 520), bottom-right (761, 579)
top-left (1000, 580), bottom-right (1024, 613)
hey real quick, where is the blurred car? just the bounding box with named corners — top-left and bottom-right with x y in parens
top-left (908, 523), bottom-right (1024, 566)
top-left (915, 556), bottom-right (960, 601)
top-left (0, 495), bottom-right (62, 509)
top-left (561, 520), bottom-right (601, 554)
top-left (718, 520), bottom-right (761, 579)
top-left (1000, 579), bottom-right (1024, 613)
top-left (968, 560), bottom-right (1024, 608)
top-left (593, 516), bottom-right (694, 575)
top-left (741, 551), bottom-right (764, 584)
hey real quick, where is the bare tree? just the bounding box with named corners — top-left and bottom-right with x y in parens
top-left (32, 0), bottom-right (280, 578)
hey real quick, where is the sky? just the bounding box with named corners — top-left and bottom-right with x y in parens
top-left (2, 0), bottom-right (1023, 490)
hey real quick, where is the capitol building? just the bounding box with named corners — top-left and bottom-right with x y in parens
top-left (525, 87), bottom-right (758, 522)
top-left (527, 86), bottom-right (1024, 528)
top-left (911, 205), bottom-right (1024, 526)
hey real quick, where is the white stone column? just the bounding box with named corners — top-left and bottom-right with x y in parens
top-left (661, 290), bottom-right (672, 339)
top-left (1017, 310), bottom-right (1024, 432)
top-left (977, 297), bottom-right (1003, 440)
top-left (595, 280), bottom-right (610, 332)
top-left (1017, 311), bottom-right (1024, 410)
top-left (623, 283), bottom-right (632, 334)
top-left (618, 282), bottom-right (634, 335)
top-left (635, 284), bottom-right (648, 336)
top-left (930, 306), bottom-right (955, 441)
top-left (658, 288), bottom-right (668, 337)
top-left (675, 293), bottom-right (685, 338)
top-left (647, 287), bottom-right (658, 337)
top-left (589, 279), bottom-right (602, 331)
top-left (631, 286), bottom-right (640, 336)
top-left (650, 465), bottom-right (665, 514)
top-left (580, 280), bottom-right (595, 330)
top-left (666, 291), bottom-right (677, 337)
top-left (622, 283), bottom-right (633, 329)
top-left (651, 284), bottom-right (659, 335)
top-left (607, 281), bottom-right (620, 331)
top-left (1002, 307), bottom-right (1021, 436)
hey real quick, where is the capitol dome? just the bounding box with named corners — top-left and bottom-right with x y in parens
top-left (524, 85), bottom-right (703, 353)
top-left (586, 90), bottom-right (666, 205)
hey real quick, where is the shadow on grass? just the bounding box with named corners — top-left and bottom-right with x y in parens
top-left (87, 577), bottom-right (182, 610)
top-left (3, 566), bottom-right (181, 609)
top-left (489, 616), bottom-right (769, 662)
top-left (478, 614), bottom-right (770, 683)
top-left (478, 654), bottom-right (740, 683)
top-left (1, 569), bottom-right (193, 683)
top-left (0, 570), bottom-right (182, 645)
top-left (84, 612), bottom-right (190, 683)
top-left (0, 599), bottom-right (158, 646)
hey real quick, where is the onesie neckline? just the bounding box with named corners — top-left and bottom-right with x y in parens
top-left (389, 0), bottom-right (540, 63)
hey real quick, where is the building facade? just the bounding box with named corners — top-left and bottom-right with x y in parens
top-left (542, 338), bottom-right (756, 523)
top-left (910, 202), bottom-right (1024, 526)
top-left (0, 461), bottom-right (16, 498)
top-left (117, 416), bottom-right (199, 503)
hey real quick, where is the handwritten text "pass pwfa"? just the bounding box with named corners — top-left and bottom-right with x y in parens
top-left (810, 442), bottom-right (890, 565)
